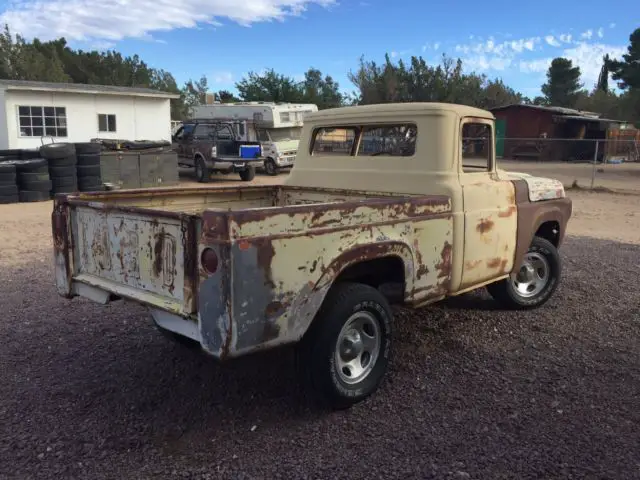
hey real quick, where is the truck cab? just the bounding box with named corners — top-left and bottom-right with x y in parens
top-left (172, 119), bottom-right (264, 182)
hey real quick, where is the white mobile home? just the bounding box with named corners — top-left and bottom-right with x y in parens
top-left (0, 80), bottom-right (180, 150)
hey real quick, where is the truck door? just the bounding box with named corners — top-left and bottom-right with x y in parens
top-left (458, 118), bottom-right (518, 290)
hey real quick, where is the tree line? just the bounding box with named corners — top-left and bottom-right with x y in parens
top-left (0, 24), bottom-right (638, 125)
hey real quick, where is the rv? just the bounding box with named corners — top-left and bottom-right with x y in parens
top-left (191, 102), bottom-right (318, 175)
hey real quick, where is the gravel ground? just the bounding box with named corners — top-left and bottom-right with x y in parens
top-left (0, 190), bottom-right (639, 479)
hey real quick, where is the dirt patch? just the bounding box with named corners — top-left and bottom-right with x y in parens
top-left (566, 190), bottom-right (640, 245)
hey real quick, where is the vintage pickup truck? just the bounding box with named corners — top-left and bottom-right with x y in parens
top-left (52, 103), bottom-right (572, 409)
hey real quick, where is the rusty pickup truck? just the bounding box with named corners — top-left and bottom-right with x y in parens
top-left (52, 103), bottom-right (572, 409)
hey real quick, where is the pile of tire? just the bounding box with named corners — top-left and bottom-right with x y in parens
top-left (14, 159), bottom-right (52, 202)
top-left (39, 143), bottom-right (78, 195)
top-left (0, 162), bottom-right (18, 204)
top-left (74, 142), bottom-right (104, 192)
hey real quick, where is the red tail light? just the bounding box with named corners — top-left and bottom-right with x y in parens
top-left (201, 248), bottom-right (219, 274)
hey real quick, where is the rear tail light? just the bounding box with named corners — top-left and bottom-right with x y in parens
top-left (201, 248), bottom-right (219, 274)
top-left (211, 145), bottom-right (217, 157)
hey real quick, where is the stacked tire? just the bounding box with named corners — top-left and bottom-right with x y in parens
top-left (0, 163), bottom-right (19, 204)
top-left (75, 142), bottom-right (104, 192)
top-left (14, 159), bottom-right (52, 203)
top-left (39, 143), bottom-right (78, 196)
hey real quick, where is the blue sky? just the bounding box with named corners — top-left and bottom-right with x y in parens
top-left (0, 0), bottom-right (637, 98)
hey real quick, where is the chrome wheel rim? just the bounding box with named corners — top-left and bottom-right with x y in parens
top-left (334, 312), bottom-right (381, 385)
top-left (512, 252), bottom-right (550, 298)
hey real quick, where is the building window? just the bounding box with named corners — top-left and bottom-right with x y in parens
top-left (18, 106), bottom-right (67, 137)
top-left (98, 114), bottom-right (117, 133)
top-left (461, 123), bottom-right (492, 172)
top-left (279, 112), bottom-right (290, 123)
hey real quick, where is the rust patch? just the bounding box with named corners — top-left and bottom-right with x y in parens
top-left (254, 238), bottom-right (276, 288)
top-left (238, 240), bottom-right (251, 251)
top-left (152, 229), bottom-right (165, 277)
top-left (435, 241), bottom-right (452, 280)
top-left (476, 218), bottom-right (495, 234)
top-left (465, 259), bottom-right (482, 270)
top-left (498, 205), bottom-right (517, 218)
top-left (487, 257), bottom-right (509, 272)
top-left (265, 301), bottom-right (284, 318)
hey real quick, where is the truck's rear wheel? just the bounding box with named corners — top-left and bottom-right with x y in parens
top-left (239, 166), bottom-right (256, 181)
top-left (195, 157), bottom-right (211, 183)
top-left (297, 282), bottom-right (393, 410)
top-left (487, 236), bottom-right (561, 309)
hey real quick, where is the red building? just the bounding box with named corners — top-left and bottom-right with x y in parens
top-left (489, 104), bottom-right (625, 162)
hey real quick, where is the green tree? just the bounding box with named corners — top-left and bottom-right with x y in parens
top-left (596, 54), bottom-right (611, 92)
top-left (541, 57), bottom-right (583, 107)
top-left (301, 68), bottom-right (343, 108)
top-left (216, 90), bottom-right (240, 103)
top-left (236, 69), bottom-right (304, 103)
top-left (609, 27), bottom-right (640, 89)
top-left (347, 53), bottom-right (522, 108)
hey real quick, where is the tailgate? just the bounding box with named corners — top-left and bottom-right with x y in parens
top-left (53, 198), bottom-right (199, 316)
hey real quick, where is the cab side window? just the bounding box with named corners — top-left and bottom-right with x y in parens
top-left (461, 123), bottom-right (492, 172)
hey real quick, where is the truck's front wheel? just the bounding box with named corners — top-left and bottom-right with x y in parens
top-left (297, 282), bottom-right (393, 410)
top-left (264, 158), bottom-right (278, 176)
top-left (487, 236), bottom-right (561, 309)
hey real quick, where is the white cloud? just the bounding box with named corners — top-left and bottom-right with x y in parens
top-left (0, 0), bottom-right (336, 41)
top-left (433, 42), bottom-right (440, 50)
top-left (519, 58), bottom-right (551, 73)
top-left (597, 27), bottom-right (604, 38)
top-left (390, 51), bottom-right (398, 58)
top-left (545, 35), bottom-right (560, 47)
top-left (581, 29), bottom-right (593, 40)
top-left (212, 71), bottom-right (233, 84)
top-left (563, 41), bottom-right (625, 86)
top-left (609, 22), bottom-right (616, 28)
top-left (559, 34), bottom-right (573, 43)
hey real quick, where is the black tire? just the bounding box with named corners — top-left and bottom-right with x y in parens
top-left (49, 165), bottom-right (76, 177)
top-left (0, 172), bottom-right (17, 184)
top-left (52, 176), bottom-right (77, 188)
top-left (78, 176), bottom-right (102, 188)
top-left (77, 164), bottom-right (101, 177)
top-left (13, 159), bottom-right (48, 172)
top-left (19, 171), bottom-right (50, 183)
top-left (264, 158), bottom-right (279, 176)
top-left (19, 190), bottom-right (50, 202)
top-left (0, 163), bottom-right (16, 174)
top-left (40, 143), bottom-right (75, 160)
top-left (79, 184), bottom-right (105, 192)
top-left (296, 282), bottom-right (393, 410)
top-left (0, 184), bottom-right (19, 196)
top-left (74, 142), bottom-right (101, 155)
top-left (20, 179), bottom-right (52, 192)
top-left (51, 183), bottom-right (78, 194)
top-left (19, 149), bottom-right (42, 160)
top-left (195, 156), bottom-right (211, 183)
top-left (487, 236), bottom-right (561, 310)
top-left (48, 155), bottom-right (77, 167)
top-left (0, 194), bottom-right (19, 204)
top-left (77, 154), bottom-right (101, 167)
top-left (239, 165), bottom-right (256, 182)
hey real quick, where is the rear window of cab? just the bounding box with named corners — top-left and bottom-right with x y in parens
top-left (310, 123), bottom-right (417, 157)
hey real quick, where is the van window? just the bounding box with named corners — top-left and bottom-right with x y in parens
top-left (357, 124), bottom-right (417, 157)
top-left (462, 123), bottom-right (492, 172)
top-left (311, 127), bottom-right (357, 155)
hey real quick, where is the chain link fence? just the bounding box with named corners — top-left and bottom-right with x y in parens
top-left (497, 138), bottom-right (640, 193)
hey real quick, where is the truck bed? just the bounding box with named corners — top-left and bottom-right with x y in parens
top-left (52, 185), bottom-right (453, 357)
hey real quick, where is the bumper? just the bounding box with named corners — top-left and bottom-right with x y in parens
top-left (275, 156), bottom-right (295, 168)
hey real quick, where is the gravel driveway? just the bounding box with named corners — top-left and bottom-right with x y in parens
top-left (1, 234), bottom-right (638, 479)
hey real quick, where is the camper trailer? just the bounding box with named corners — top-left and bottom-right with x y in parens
top-left (191, 102), bottom-right (318, 175)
